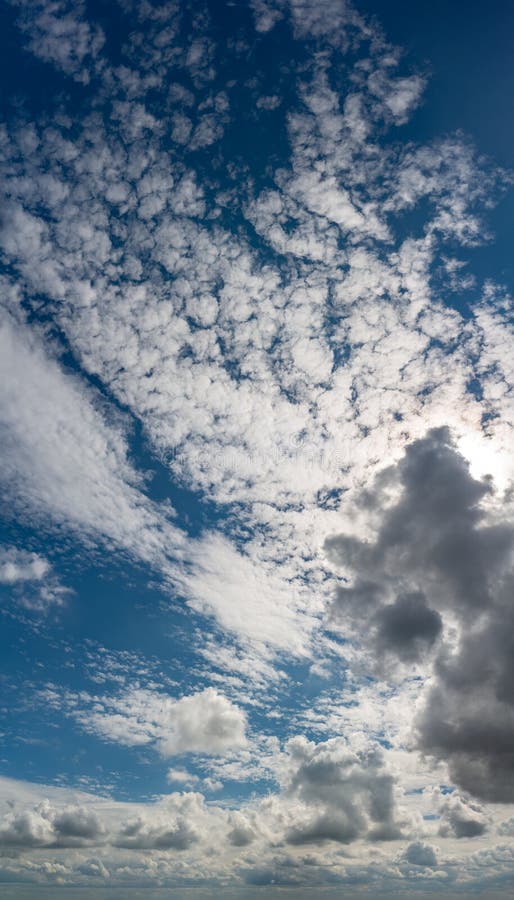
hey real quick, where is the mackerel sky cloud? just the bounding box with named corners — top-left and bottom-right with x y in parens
top-left (1, 0), bottom-right (514, 896)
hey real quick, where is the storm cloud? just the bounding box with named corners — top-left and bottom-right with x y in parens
top-left (325, 427), bottom-right (514, 800)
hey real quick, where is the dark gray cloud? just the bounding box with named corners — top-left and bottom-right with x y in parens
top-left (404, 840), bottom-right (438, 867)
top-left (325, 427), bottom-right (514, 801)
top-left (437, 792), bottom-right (488, 839)
top-left (372, 592), bottom-right (442, 663)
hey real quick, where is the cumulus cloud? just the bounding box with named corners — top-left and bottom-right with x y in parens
top-left (114, 796), bottom-right (201, 851)
top-left (325, 428), bottom-right (514, 801)
top-left (0, 800), bottom-right (105, 848)
top-left (0, 780), bottom-right (208, 856)
top-left (0, 740), bottom-right (402, 861)
top-left (227, 812), bottom-right (257, 847)
top-left (403, 840), bottom-right (438, 867)
top-left (157, 687), bottom-right (248, 756)
top-left (437, 791), bottom-right (488, 839)
top-left (281, 736), bottom-right (403, 845)
top-left (48, 686), bottom-right (248, 757)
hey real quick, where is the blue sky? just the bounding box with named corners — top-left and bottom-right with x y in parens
top-left (1, 0), bottom-right (514, 896)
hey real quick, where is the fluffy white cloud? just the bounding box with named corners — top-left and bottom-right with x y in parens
top-left (0, 547), bottom-right (49, 584)
top-left (157, 688), bottom-right (248, 756)
top-left (43, 686), bottom-right (248, 757)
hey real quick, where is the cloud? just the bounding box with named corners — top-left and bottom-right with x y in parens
top-left (250, 0), bottom-right (286, 33)
top-left (256, 95), bottom-right (281, 110)
top-left (0, 545), bottom-right (69, 611)
top-left (157, 687), bottom-right (248, 756)
top-left (227, 812), bottom-right (257, 847)
top-left (166, 768), bottom-right (200, 787)
top-left (183, 533), bottom-right (316, 652)
top-left (371, 592), bottom-right (442, 663)
top-left (0, 800), bottom-right (105, 848)
top-left (10, 0), bottom-right (105, 83)
top-left (0, 547), bottom-right (49, 584)
top-left (0, 311), bottom-right (317, 653)
top-left (0, 779), bottom-right (208, 857)
top-left (51, 686), bottom-right (248, 757)
top-left (0, 742), bottom-right (400, 862)
top-left (52, 806), bottom-right (105, 843)
top-left (0, 311), bottom-right (186, 567)
top-left (281, 736), bottom-right (403, 845)
top-left (0, 0), bottom-right (501, 577)
top-left (437, 792), bottom-right (488, 839)
top-left (325, 428), bottom-right (514, 801)
top-left (114, 799), bottom-right (200, 851)
top-left (497, 817), bottom-right (514, 837)
top-left (403, 840), bottom-right (438, 867)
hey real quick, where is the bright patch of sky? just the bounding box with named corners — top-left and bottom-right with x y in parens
top-left (1, 0), bottom-right (514, 895)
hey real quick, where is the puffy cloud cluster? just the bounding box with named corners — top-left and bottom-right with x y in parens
top-left (326, 428), bottom-right (514, 801)
top-left (0, 763), bottom-right (511, 892)
top-left (403, 840), bottom-right (438, 867)
top-left (437, 791), bottom-right (488, 839)
top-left (0, 800), bottom-right (105, 848)
top-left (0, 787), bottom-right (212, 857)
top-left (113, 793), bottom-right (203, 851)
top-left (280, 736), bottom-right (404, 845)
top-left (0, 734), bottom-right (404, 858)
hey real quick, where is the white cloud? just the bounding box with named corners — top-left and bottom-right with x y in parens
top-left (47, 686), bottom-right (248, 757)
top-left (10, 0), bottom-right (105, 83)
top-left (157, 688), bottom-right (248, 756)
top-left (0, 547), bottom-right (49, 584)
top-left (0, 545), bottom-right (69, 611)
top-left (0, 310), bottom-right (186, 568)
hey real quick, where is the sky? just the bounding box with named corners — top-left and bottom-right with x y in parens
top-left (1, 0), bottom-right (514, 896)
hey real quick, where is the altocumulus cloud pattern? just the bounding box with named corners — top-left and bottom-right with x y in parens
top-left (1, 0), bottom-right (514, 897)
